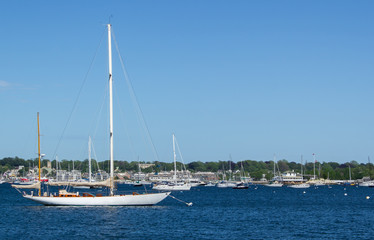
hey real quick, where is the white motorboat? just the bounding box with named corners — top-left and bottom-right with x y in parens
top-left (153, 182), bottom-right (191, 191)
top-left (288, 183), bottom-right (310, 189)
top-left (264, 182), bottom-right (283, 187)
top-left (216, 181), bottom-right (237, 188)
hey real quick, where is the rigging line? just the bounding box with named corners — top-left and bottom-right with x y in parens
top-left (52, 28), bottom-right (106, 160)
top-left (175, 137), bottom-right (189, 179)
top-left (92, 82), bottom-right (108, 138)
top-left (113, 86), bottom-right (138, 162)
top-left (77, 78), bottom-right (108, 163)
top-left (111, 30), bottom-right (160, 162)
top-left (90, 138), bottom-right (101, 172)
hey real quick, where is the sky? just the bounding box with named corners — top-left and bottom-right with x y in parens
top-left (1, 1), bottom-right (374, 164)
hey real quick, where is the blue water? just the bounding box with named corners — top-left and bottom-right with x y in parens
top-left (1, 183), bottom-right (374, 239)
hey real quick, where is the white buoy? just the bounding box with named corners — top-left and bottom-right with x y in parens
top-left (303, 191), bottom-right (306, 194)
top-left (366, 196), bottom-right (370, 200)
top-left (344, 193), bottom-right (348, 196)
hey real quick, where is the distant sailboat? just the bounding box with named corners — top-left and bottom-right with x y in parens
top-left (133, 160), bottom-right (144, 187)
top-left (288, 155), bottom-right (310, 189)
top-left (217, 159), bottom-right (236, 188)
top-left (264, 155), bottom-right (283, 187)
top-left (153, 134), bottom-right (191, 191)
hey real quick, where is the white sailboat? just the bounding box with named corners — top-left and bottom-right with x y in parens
top-left (288, 183), bottom-right (310, 189)
top-left (288, 155), bottom-right (310, 189)
top-left (264, 155), bottom-right (283, 187)
top-left (153, 134), bottom-right (191, 191)
top-left (14, 24), bottom-right (170, 206)
top-left (217, 157), bottom-right (237, 188)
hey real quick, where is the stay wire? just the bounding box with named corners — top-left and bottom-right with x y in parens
top-left (52, 28), bottom-right (106, 160)
top-left (112, 29), bottom-right (160, 162)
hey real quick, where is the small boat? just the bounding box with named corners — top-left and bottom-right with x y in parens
top-left (152, 134), bottom-right (191, 191)
top-left (233, 182), bottom-right (248, 189)
top-left (153, 181), bottom-right (191, 191)
top-left (216, 181), bottom-right (237, 188)
top-left (264, 182), bottom-right (283, 187)
top-left (288, 183), bottom-right (310, 189)
top-left (205, 182), bottom-right (216, 187)
top-left (265, 155), bottom-right (283, 188)
top-left (133, 181), bottom-right (143, 187)
top-left (359, 181), bottom-right (374, 187)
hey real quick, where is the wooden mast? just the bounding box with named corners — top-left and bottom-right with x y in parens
top-left (37, 112), bottom-right (41, 196)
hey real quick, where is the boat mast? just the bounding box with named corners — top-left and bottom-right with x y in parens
top-left (313, 153), bottom-right (316, 180)
top-left (88, 136), bottom-right (92, 183)
top-left (300, 155), bottom-right (303, 176)
top-left (108, 24), bottom-right (114, 195)
top-left (368, 156), bottom-right (371, 180)
top-left (56, 155), bottom-right (58, 181)
top-left (173, 134), bottom-right (177, 181)
top-left (273, 154), bottom-right (276, 178)
top-left (37, 112), bottom-right (41, 196)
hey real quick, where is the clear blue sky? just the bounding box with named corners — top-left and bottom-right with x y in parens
top-left (1, 1), bottom-right (373, 164)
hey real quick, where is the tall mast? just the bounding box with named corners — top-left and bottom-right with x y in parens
top-left (108, 24), bottom-right (114, 195)
top-left (369, 156), bottom-right (371, 180)
top-left (37, 112), bottom-right (41, 196)
top-left (173, 134), bottom-right (177, 181)
top-left (300, 155), bottom-right (303, 182)
top-left (88, 136), bottom-right (92, 183)
top-left (313, 153), bottom-right (316, 180)
top-left (56, 155), bottom-right (58, 181)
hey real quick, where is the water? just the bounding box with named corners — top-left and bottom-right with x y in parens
top-left (1, 184), bottom-right (374, 239)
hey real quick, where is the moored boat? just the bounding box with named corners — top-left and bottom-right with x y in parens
top-left (12, 24), bottom-right (170, 206)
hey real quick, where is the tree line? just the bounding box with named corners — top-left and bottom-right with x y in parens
top-left (0, 156), bottom-right (372, 180)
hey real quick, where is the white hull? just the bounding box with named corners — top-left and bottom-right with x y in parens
top-left (264, 183), bottom-right (283, 187)
top-left (153, 184), bottom-right (191, 191)
top-left (24, 192), bottom-right (170, 206)
top-left (73, 186), bottom-right (91, 189)
top-left (189, 182), bottom-right (202, 187)
top-left (216, 182), bottom-right (237, 188)
top-left (359, 182), bottom-right (374, 187)
top-left (288, 183), bottom-right (310, 189)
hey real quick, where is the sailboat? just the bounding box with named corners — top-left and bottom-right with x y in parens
top-left (153, 134), bottom-right (191, 191)
top-left (217, 156), bottom-right (237, 188)
top-left (264, 155), bottom-right (283, 187)
top-left (133, 160), bottom-right (148, 187)
top-left (288, 155), bottom-right (310, 189)
top-left (13, 24), bottom-right (170, 206)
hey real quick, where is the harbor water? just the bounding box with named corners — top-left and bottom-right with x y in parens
top-left (1, 183), bottom-right (374, 239)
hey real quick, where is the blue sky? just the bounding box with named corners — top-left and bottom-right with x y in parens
top-left (1, 1), bottom-right (374, 164)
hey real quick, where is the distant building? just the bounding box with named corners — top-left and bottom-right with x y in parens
top-left (148, 171), bottom-right (174, 182)
top-left (278, 171), bottom-right (304, 183)
top-left (193, 172), bottom-right (218, 181)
